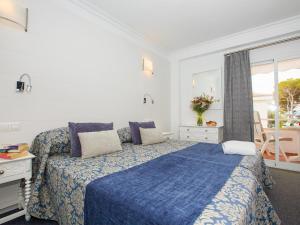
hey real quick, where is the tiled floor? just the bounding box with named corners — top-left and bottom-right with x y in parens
top-left (266, 168), bottom-right (300, 225)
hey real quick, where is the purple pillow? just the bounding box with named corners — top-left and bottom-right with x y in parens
top-left (68, 122), bottom-right (113, 157)
top-left (129, 121), bottom-right (156, 145)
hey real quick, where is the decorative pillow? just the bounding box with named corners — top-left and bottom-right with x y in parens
top-left (222, 140), bottom-right (256, 155)
top-left (68, 122), bottom-right (113, 157)
top-left (129, 121), bottom-right (156, 145)
top-left (117, 127), bottom-right (132, 143)
top-left (139, 128), bottom-right (166, 145)
top-left (78, 130), bottom-right (122, 159)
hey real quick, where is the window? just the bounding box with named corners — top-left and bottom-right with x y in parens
top-left (251, 58), bottom-right (300, 165)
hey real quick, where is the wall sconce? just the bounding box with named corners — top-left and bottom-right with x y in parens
top-left (0, 0), bottom-right (28, 32)
top-left (16, 73), bottom-right (32, 93)
top-left (143, 58), bottom-right (154, 75)
top-left (192, 79), bottom-right (196, 88)
top-left (143, 93), bottom-right (154, 104)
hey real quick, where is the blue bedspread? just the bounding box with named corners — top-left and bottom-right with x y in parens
top-left (84, 143), bottom-right (242, 225)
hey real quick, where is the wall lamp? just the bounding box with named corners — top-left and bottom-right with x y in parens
top-left (0, 0), bottom-right (28, 32)
top-left (16, 73), bottom-right (32, 93)
top-left (143, 58), bottom-right (154, 75)
top-left (143, 93), bottom-right (154, 104)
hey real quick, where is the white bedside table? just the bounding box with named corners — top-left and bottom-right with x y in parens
top-left (0, 153), bottom-right (35, 224)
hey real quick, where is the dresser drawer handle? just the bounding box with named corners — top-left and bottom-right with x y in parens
top-left (205, 130), bottom-right (208, 132)
top-left (187, 136), bottom-right (190, 138)
top-left (205, 137), bottom-right (208, 140)
top-left (187, 129), bottom-right (190, 131)
top-left (0, 170), bottom-right (4, 175)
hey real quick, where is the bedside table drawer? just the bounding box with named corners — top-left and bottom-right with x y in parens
top-left (0, 161), bottom-right (26, 178)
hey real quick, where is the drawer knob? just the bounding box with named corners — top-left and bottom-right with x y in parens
top-left (187, 136), bottom-right (190, 138)
top-left (0, 170), bottom-right (4, 175)
top-left (187, 129), bottom-right (190, 131)
top-left (205, 137), bottom-right (208, 140)
top-left (205, 130), bottom-right (208, 132)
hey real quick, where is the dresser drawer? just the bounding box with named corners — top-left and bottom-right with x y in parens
top-left (180, 127), bottom-right (193, 133)
top-left (180, 126), bottom-right (223, 143)
top-left (0, 161), bottom-right (26, 178)
top-left (199, 128), bottom-right (218, 134)
top-left (180, 131), bottom-right (216, 141)
top-left (180, 132), bottom-right (197, 141)
top-left (198, 133), bottom-right (218, 142)
top-left (180, 127), bottom-right (218, 134)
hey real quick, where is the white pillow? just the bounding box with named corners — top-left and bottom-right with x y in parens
top-left (139, 127), bottom-right (167, 145)
top-left (78, 130), bottom-right (122, 159)
top-left (222, 140), bottom-right (256, 155)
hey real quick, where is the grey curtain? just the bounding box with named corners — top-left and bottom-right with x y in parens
top-left (224, 50), bottom-right (254, 142)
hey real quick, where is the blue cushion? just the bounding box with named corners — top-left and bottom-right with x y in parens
top-left (129, 121), bottom-right (155, 145)
top-left (68, 122), bottom-right (113, 157)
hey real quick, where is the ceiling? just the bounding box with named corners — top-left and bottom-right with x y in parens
top-left (85, 0), bottom-right (300, 52)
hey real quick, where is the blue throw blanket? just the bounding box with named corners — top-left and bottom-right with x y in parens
top-left (84, 143), bottom-right (243, 225)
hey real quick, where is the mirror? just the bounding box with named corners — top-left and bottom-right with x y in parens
top-left (192, 69), bottom-right (222, 109)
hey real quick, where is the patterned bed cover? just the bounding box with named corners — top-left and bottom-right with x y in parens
top-left (28, 128), bottom-right (280, 225)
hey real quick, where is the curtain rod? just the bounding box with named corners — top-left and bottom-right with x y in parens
top-left (224, 35), bottom-right (300, 56)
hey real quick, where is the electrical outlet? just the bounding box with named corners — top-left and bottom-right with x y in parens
top-left (0, 122), bottom-right (10, 132)
top-left (10, 122), bottom-right (20, 131)
top-left (0, 122), bottom-right (21, 132)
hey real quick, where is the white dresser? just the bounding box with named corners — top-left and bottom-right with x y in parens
top-left (180, 126), bottom-right (223, 143)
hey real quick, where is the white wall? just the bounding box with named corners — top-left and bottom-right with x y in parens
top-left (0, 0), bottom-right (170, 144)
top-left (170, 16), bottom-right (300, 137)
top-left (179, 53), bottom-right (224, 126)
top-left (250, 39), bottom-right (300, 63)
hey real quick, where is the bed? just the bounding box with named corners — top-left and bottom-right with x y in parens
top-left (28, 127), bottom-right (280, 225)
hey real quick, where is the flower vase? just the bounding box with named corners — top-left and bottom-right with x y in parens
top-left (196, 112), bottom-right (204, 126)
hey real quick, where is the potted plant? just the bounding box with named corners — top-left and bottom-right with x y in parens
top-left (191, 94), bottom-right (216, 126)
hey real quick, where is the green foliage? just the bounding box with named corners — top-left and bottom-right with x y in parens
top-left (267, 111), bottom-right (285, 128)
top-left (278, 78), bottom-right (300, 113)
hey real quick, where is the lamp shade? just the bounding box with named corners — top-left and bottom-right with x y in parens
top-left (143, 58), bottom-right (154, 75)
top-left (0, 0), bottom-right (28, 31)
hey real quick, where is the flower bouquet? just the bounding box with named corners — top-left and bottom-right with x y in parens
top-left (191, 94), bottom-right (216, 126)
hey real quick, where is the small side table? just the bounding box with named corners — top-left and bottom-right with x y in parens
top-left (0, 153), bottom-right (35, 224)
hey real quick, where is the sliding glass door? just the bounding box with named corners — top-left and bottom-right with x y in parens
top-left (252, 58), bottom-right (300, 171)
